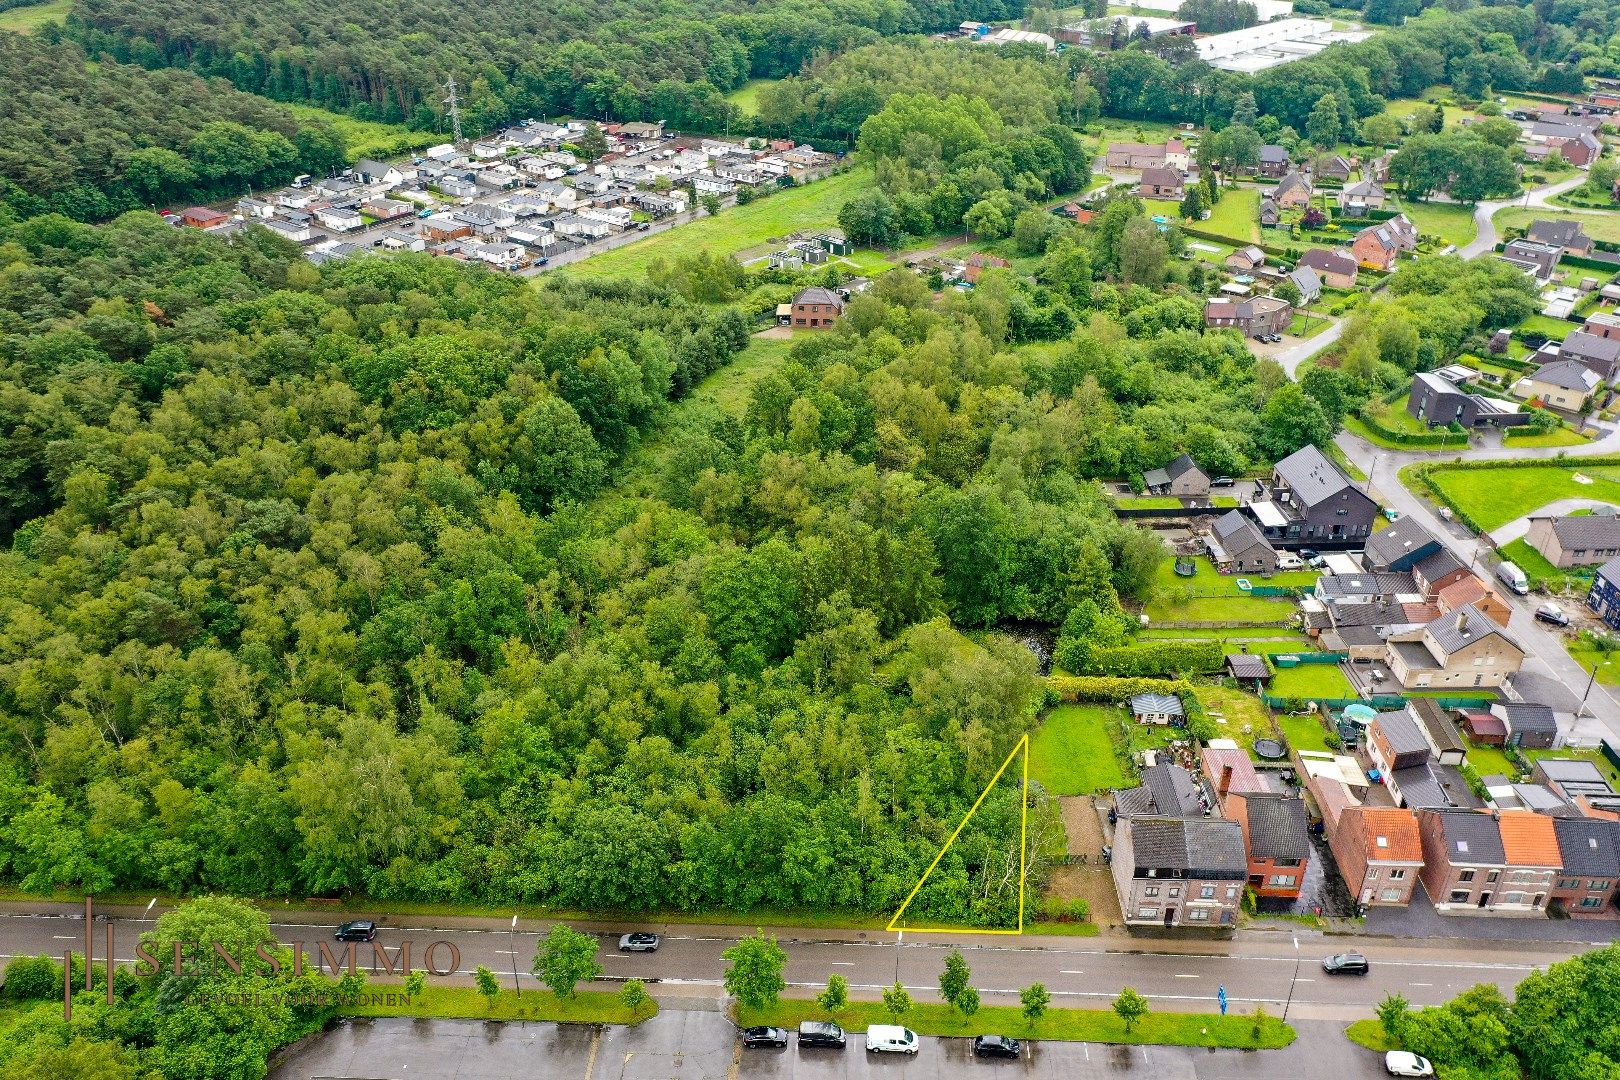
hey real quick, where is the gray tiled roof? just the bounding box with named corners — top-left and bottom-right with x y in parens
top-left (1365, 517), bottom-right (1440, 570)
top-left (1212, 509), bottom-right (1271, 554)
top-left (1554, 817), bottom-right (1620, 875)
top-left (793, 286), bottom-right (845, 308)
top-left (1316, 572), bottom-right (1416, 599)
top-left (1529, 359), bottom-right (1601, 391)
top-left (1328, 599), bottom-right (1406, 627)
top-left (1287, 265), bottom-right (1321, 298)
top-left (1528, 219), bottom-right (1588, 248)
top-left (1560, 330), bottom-right (1620, 365)
top-left (1226, 654), bottom-right (1270, 680)
top-left (1413, 548), bottom-right (1464, 583)
top-left (1395, 763), bottom-right (1482, 811)
top-left (1431, 810), bottom-right (1505, 863)
top-left (1427, 604), bottom-right (1518, 657)
top-left (1115, 762), bottom-right (1203, 819)
top-left (1131, 694), bottom-right (1186, 718)
top-left (1375, 709), bottom-right (1430, 758)
top-left (1597, 556), bottom-right (1620, 588)
top-left (1258, 145), bottom-right (1289, 162)
top-left (1165, 453), bottom-right (1203, 482)
top-left (1273, 445), bottom-right (1354, 508)
top-left (1298, 248), bottom-right (1357, 276)
top-left (1127, 817), bottom-right (1247, 877)
top-left (1547, 514), bottom-right (1620, 549)
top-left (1492, 702), bottom-right (1557, 733)
top-left (1243, 795), bottom-right (1311, 861)
top-left (1408, 699), bottom-right (1466, 754)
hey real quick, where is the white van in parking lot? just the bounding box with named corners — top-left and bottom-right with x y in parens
top-left (865, 1025), bottom-right (919, 1054)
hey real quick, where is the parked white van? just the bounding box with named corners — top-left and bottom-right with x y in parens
top-left (1496, 561), bottom-right (1529, 595)
top-left (865, 1025), bottom-right (919, 1054)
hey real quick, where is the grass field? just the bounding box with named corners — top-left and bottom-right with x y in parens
top-left (1395, 197), bottom-right (1478, 249)
top-left (1268, 662), bottom-right (1355, 700)
top-left (1030, 706), bottom-right (1132, 795)
top-left (1196, 686), bottom-right (1273, 750)
top-left (1134, 633), bottom-right (1314, 655)
top-left (0, 0), bottom-right (69, 31)
top-left (1139, 627), bottom-right (1307, 640)
top-left (1499, 537), bottom-right (1586, 593)
top-left (735, 999), bottom-right (1295, 1048)
top-left (286, 104), bottom-right (439, 160)
top-left (1143, 556), bottom-right (1306, 625)
top-left (1345, 1018), bottom-right (1399, 1052)
top-left (724, 78), bottom-right (781, 116)
top-left (1564, 637), bottom-right (1620, 688)
top-left (1496, 206), bottom-right (1620, 246)
top-left (1425, 463), bottom-right (1620, 532)
top-left (1517, 313), bottom-right (1581, 339)
top-left (1276, 712), bottom-right (1334, 754)
top-left (1116, 496), bottom-right (1239, 509)
top-left (1503, 426), bottom-right (1592, 448)
top-left (1464, 744), bottom-right (1516, 778)
top-left (1204, 187), bottom-right (1260, 243)
top-left (343, 986), bottom-right (653, 1024)
top-left (568, 167), bottom-right (869, 278)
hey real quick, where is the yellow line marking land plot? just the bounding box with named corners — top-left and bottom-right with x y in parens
top-left (887, 735), bottom-right (1030, 934)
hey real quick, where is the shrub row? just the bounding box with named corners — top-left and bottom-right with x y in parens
top-left (1354, 408), bottom-right (1468, 448)
top-left (1047, 675), bottom-right (1195, 703)
top-left (1081, 640), bottom-right (1226, 678)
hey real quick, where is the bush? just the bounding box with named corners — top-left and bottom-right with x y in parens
top-left (1040, 897), bottom-right (1090, 923)
top-left (1047, 675), bottom-right (1194, 703)
top-left (1081, 640), bottom-right (1225, 678)
top-left (4, 954), bottom-right (59, 999)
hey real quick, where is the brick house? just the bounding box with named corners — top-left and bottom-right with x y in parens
top-left (180, 206), bottom-right (229, 229)
top-left (1139, 166), bottom-right (1185, 198)
top-left (1111, 817), bottom-right (1247, 930)
top-left (1273, 170), bottom-right (1313, 208)
top-left (1530, 219), bottom-right (1594, 256)
top-left (1433, 574), bottom-right (1512, 630)
top-left (1351, 214), bottom-right (1418, 271)
top-left (1297, 248), bottom-right (1359, 289)
top-left (1203, 296), bottom-right (1291, 338)
top-left (1418, 810), bottom-right (1556, 917)
top-left (1257, 145), bottom-right (1290, 178)
top-left (1385, 604), bottom-right (1525, 690)
top-left (789, 286), bottom-right (845, 328)
top-left (1207, 509), bottom-right (1278, 574)
top-left (1143, 453), bottom-right (1209, 497)
top-left (1368, 708), bottom-right (1432, 779)
top-left (1329, 806), bottom-right (1423, 908)
top-left (1551, 817), bottom-right (1620, 915)
top-left (1226, 792), bottom-right (1312, 900)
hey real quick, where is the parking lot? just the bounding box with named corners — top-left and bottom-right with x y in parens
top-left (269, 1011), bottom-right (1390, 1080)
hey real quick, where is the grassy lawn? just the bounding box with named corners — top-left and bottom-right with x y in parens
top-left (1394, 197), bottom-right (1478, 249)
top-left (1503, 426), bottom-right (1591, 448)
top-left (1116, 496), bottom-right (1239, 509)
top-left (1465, 744), bottom-right (1517, 779)
top-left (1277, 712), bottom-right (1334, 754)
top-left (1139, 627), bottom-right (1307, 640)
top-left (724, 78), bottom-right (781, 116)
top-left (1088, 118), bottom-right (1186, 148)
top-left (1564, 638), bottom-right (1620, 688)
top-left (1196, 686), bottom-right (1274, 750)
top-left (570, 167), bottom-right (870, 278)
top-left (1342, 416), bottom-right (1431, 450)
top-left (1030, 706), bottom-right (1132, 795)
top-left (1144, 594), bottom-right (1297, 624)
top-left (1516, 313), bottom-right (1581, 339)
top-left (1268, 662), bottom-right (1355, 700)
top-left (1203, 187), bottom-right (1260, 243)
top-left (1364, 402), bottom-right (1431, 435)
top-left (837, 249), bottom-right (900, 276)
top-left (735, 999), bottom-right (1295, 1049)
top-left (1425, 464), bottom-right (1620, 532)
top-left (285, 104), bottom-right (439, 160)
top-left (0, 0), bottom-right (69, 31)
top-left (1498, 537), bottom-right (1585, 593)
top-left (1288, 312), bottom-right (1333, 339)
top-left (1135, 633), bottom-right (1314, 655)
top-left (343, 986), bottom-right (654, 1024)
top-left (1150, 555), bottom-right (1316, 592)
top-left (1345, 1018), bottom-right (1398, 1052)
top-left (1496, 207), bottom-right (1620, 246)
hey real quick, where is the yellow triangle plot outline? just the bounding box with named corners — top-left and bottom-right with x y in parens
top-left (886, 734), bottom-right (1029, 935)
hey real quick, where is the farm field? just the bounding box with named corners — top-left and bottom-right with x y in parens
top-left (1424, 463), bottom-right (1620, 532)
top-left (567, 167), bottom-right (868, 278)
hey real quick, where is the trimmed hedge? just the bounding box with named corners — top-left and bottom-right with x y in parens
top-left (1409, 455), bottom-right (1620, 535)
top-left (1047, 675), bottom-right (1195, 703)
top-left (1355, 407), bottom-right (1468, 448)
top-left (1082, 641), bottom-right (1225, 678)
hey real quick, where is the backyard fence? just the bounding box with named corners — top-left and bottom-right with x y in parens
top-left (1261, 692), bottom-right (1495, 711)
top-left (1270, 652), bottom-right (1347, 667)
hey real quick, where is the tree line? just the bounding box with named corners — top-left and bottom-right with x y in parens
top-left (0, 33), bottom-right (345, 221)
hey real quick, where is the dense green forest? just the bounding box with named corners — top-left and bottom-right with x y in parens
top-left (0, 33), bottom-right (345, 220)
top-left (62, 0), bottom-right (1026, 134)
top-left (0, 196), bottom-right (1318, 917)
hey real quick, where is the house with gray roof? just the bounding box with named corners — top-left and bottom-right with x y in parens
top-left (1285, 264), bottom-right (1321, 305)
top-left (1113, 761), bottom-right (1208, 818)
top-left (1337, 178), bottom-right (1386, 215)
top-left (1417, 810), bottom-right (1510, 915)
top-left (1207, 509), bottom-right (1277, 574)
top-left (1112, 817), bottom-right (1246, 930)
top-left (1526, 513), bottom-right (1620, 568)
top-left (1407, 370), bottom-right (1528, 430)
top-left (1557, 330), bottom-right (1620, 382)
top-left (1515, 359), bottom-right (1602, 412)
top-left (1143, 453), bottom-right (1209, 497)
top-left (1364, 517), bottom-right (1442, 573)
top-left (1226, 792), bottom-right (1311, 899)
top-left (1257, 144), bottom-right (1290, 178)
top-left (1129, 693), bottom-right (1187, 727)
top-left (1266, 445), bottom-right (1379, 545)
top-left (1490, 702), bottom-right (1558, 749)
top-left (1498, 238), bottom-right (1563, 282)
top-left (1273, 170), bottom-right (1312, 207)
top-left (1389, 761), bottom-right (1482, 812)
top-left (1551, 817), bottom-right (1620, 914)
top-left (1527, 219), bottom-right (1593, 256)
top-left (1386, 604), bottom-right (1525, 689)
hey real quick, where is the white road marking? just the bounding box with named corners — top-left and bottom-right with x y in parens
top-left (1173, 974), bottom-right (1199, 979)
top-left (1060, 970), bottom-right (1085, 974)
top-left (831, 962), bottom-right (855, 966)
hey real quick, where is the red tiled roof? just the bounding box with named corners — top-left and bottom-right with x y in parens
top-left (1356, 807), bottom-right (1423, 862)
top-left (1494, 809), bottom-right (1561, 866)
top-left (1201, 747), bottom-right (1264, 796)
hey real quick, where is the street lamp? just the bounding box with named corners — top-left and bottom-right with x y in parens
top-left (1281, 934), bottom-right (1302, 1024)
top-left (893, 929), bottom-right (903, 984)
top-left (510, 914), bottom-right (521, 996)
top-left (1583, 660), bottom-right (1611, 704)
top-left (141, 897), bottom-right (157, 939)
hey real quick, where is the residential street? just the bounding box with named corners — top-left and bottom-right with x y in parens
top-left (1458, 173), bottom-right (1591, 258)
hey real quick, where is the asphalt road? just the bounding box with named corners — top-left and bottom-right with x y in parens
top-left (4, 909), bottom-right (1582, 1024)
top-left (269, 1010), bottom-right (1394, 1080)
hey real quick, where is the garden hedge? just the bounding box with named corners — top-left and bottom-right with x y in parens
top-left (1082, 640), bottom-right (1226, 678)
top-left (1047, 675), bottom-right (1196, 703)
top-left (1354, 407), bottom-right (1468, 448)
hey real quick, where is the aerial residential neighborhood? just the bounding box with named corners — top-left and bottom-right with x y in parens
top-left (5, 0), bottom-right (1620, 1077)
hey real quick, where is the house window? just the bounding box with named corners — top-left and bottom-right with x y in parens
top-left (1199, 886), bottom-right (1215, 899)
top-left (1380, 889), bottom-right (1402, 902)
top-left (1459, 870), bottom-right (1475, 883)
top-left (1449, 890), bottom-right (1471, 903)
top-left (1268, 875), bottom-right (1297, 887)
top-left (1226, 887), bottom-right (1240, 900)
top-left (1487, 871), bottom-right (1499, 884)
top-left (1144, 886), bottom-right (1160, 897)
top-left (1503, 892), bottom-right (1526, 905)
top-left (1168, 887), bottom-right (1181, 898)
top-left (1557, 878), bottom-right (1579, 890)
top-left (1187, 908), bottom-right (1211, 921)
top-left (1276, 859), bottom-right (1301, 868)
top-left (1366, 868), bottom-right (1379, 880)
top-left (1136, 907), bottom-right (1158, 920)
top-left (1592, 880), bottom-right (1613, 891)
top-left (1581, 896), bottom-right (1604, 909)
top-left (1388, 869), bottom-right (1406, 880)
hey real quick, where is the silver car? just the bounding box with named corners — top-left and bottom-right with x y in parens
top-left (618, 932), bottom-right (660, 952)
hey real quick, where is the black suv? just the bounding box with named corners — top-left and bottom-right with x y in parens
top-left (973, 1035), bottom-right (1022, 1058)
top-left (1323, 952), bottom-right (1370, 975)
top-left (334, 920), bottom-right (377, 942)
top-left (797, 1020), bottom-right (846, 1048)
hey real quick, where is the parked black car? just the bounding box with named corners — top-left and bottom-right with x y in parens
top-left (334, 920), bottom-right (377, 942)
top-left (973, 1035), bottom-right (1022, 1059)
top-left (741, 1026), bottom-right (789, 1048)
top-left (798, 1021), bottom-right (846, 1048)
top-left (1323, 952), bottom-right (1370, 975)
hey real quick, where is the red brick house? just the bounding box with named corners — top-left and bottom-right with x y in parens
top-left (789, 286), bottom-right (844, 328)
top-left (1351, 214), bottom-right (1418, 271)
top-left (1329, 805), bottom-right (1423, 908)
top-left (180, 206), bottom-right (229, 229)
top-left (1551, 816), bottom-right (1620, 916)
top-left (1226, 792), bottom-right (1312, 900)
top-left (1139, 166), bottom-right (1184, 198)
top-left (1418, 810), bottom-right (1557, 916)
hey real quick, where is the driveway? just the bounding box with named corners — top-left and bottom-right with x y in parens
top-left (1488, 497), bottom-right (1620, 545)
top-left (1272, 318), bottom-right (1346, 378)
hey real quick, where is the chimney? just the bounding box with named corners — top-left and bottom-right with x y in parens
top-left (1456, 610), bottom-right (1470, 636)
top-left (1219, 765), bottom-right (1234, 800)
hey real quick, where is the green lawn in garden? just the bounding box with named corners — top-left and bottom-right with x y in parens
top-left (569, 167), bottom-right (870, 278)
top-left (1393, 197), bottom-right (1477, 249)
top-left (1276, 712), bottom-right (1334, 754)
top-left (837, 249), bottom-right (900, 276)
top-left (0, 0), bottom-right (69, 31)
top-left (1144, 593), bottom-right (1297, 625)
top-left (1203, 187), bottom-right (1260, 243)
top-left (1139, 627), bottom-right (1308, 640)
top-left (1288, 313), bottom-right (1333, 338)
top-left (1516, 313), bottom-right (1582, 339)
top-left (1465, 744), bottom-right (1516, 779)
top-left (1268, 662), bottom-right (1355, 700)
top-left (1029, 706), bottom-right (1132, 796)
top-left (1496, 207), bottom-right (1620, 246)
top-left (1088, 118), bottom-right (1186, 148)
top-left (1342, 416), bottom-right (1451, 451)
top-left (1561, 637), bottom-right (1620, 688)
top-left (1498, 537), bottom-right (1586, 593)
top-left (1425, 464), bottom-right (1620, 532)
top-left (1503, 426), bottom-right (1591, 448)
top-left (735, 999), bottom-right (1294, 1048)
top-left (1196, 686), bottom-right (1274, 750)
top-left (286, 104), bottom-right (439, 160)
top-left (1116, 496), bottom-right (1239, 509)
top-left (1150, 555), bottom-right (1316, 592)
top-left (724, 78), bottom-right (781, 116)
